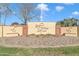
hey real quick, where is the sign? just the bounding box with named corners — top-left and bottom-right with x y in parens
top-left (0, 26), bottom-right (23, 37)
top-left (28, 22), bottom-right (56, 35)
top-left (61, 27), bottom-right (78, 36)
top-left (35, 23), bottom-right (48, 32)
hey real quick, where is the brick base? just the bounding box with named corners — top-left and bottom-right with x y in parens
top-left (22, 25), bottom-right (28, 36)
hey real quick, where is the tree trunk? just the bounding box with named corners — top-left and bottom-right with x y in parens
top-left (24, 19), bottom-right (27, 25)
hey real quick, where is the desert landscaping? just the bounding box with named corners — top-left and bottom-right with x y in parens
top-left (0, 3), bottom-right (79, 56)
top-left (0, 35), bottom-right (79, 48)
top-left (0, 35), bottom-right (79, 55)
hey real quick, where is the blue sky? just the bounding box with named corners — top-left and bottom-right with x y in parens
top-left (1, 3), bottom-right (79, 25)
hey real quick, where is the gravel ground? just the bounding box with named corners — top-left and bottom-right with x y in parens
top-left (0, 35), bottom-right (79, 48)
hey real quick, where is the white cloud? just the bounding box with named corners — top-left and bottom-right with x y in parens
top-left (36, 3), bottom-right (49, 11)
top-left (72, 11), bottom-right (79, 15)
top-left (55, 6), bottom-right (64, 12)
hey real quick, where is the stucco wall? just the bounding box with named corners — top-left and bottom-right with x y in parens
top-left (0, 26), bottom-right (23, 37)
top-left (77, 27), bottom-right (79, 36)
top-left (0, 26), bottom-right (2, 37)
top-left (61, 27), bottom-right (78, 36)
top-left (0, 24), bottom-right (79, 37)
top-left (28, 22), bottom-right (56, 35)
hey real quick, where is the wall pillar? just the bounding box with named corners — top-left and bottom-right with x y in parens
top-left (55, 26), bottom-right (61, 36)
top-left (22, 25), bottom-right (28, 36)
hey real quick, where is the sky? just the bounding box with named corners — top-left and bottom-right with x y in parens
top-left (0, 3), bottom-right (79, 25)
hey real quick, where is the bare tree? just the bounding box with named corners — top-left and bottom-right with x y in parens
top-left (0, 3), bottom-right (8, 25)
top-left (0, 3), bottom-right (12, 37)
top-left (0, 3), bottom-right (12, 25)
top-left (19, 3), bottom-right (35, 25)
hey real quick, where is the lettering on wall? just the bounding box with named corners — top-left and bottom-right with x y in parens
top-left (6, 26), bottom-right (20, 36)
top-left (66, 27), bottom-right (72, 33)
top-left (35, 23), bottom-right (48, 32)
top-left (65, 27), bottom-right (76, 34)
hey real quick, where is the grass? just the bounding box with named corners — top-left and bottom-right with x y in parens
top-left (0, 46), bottom-right (79, 56)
